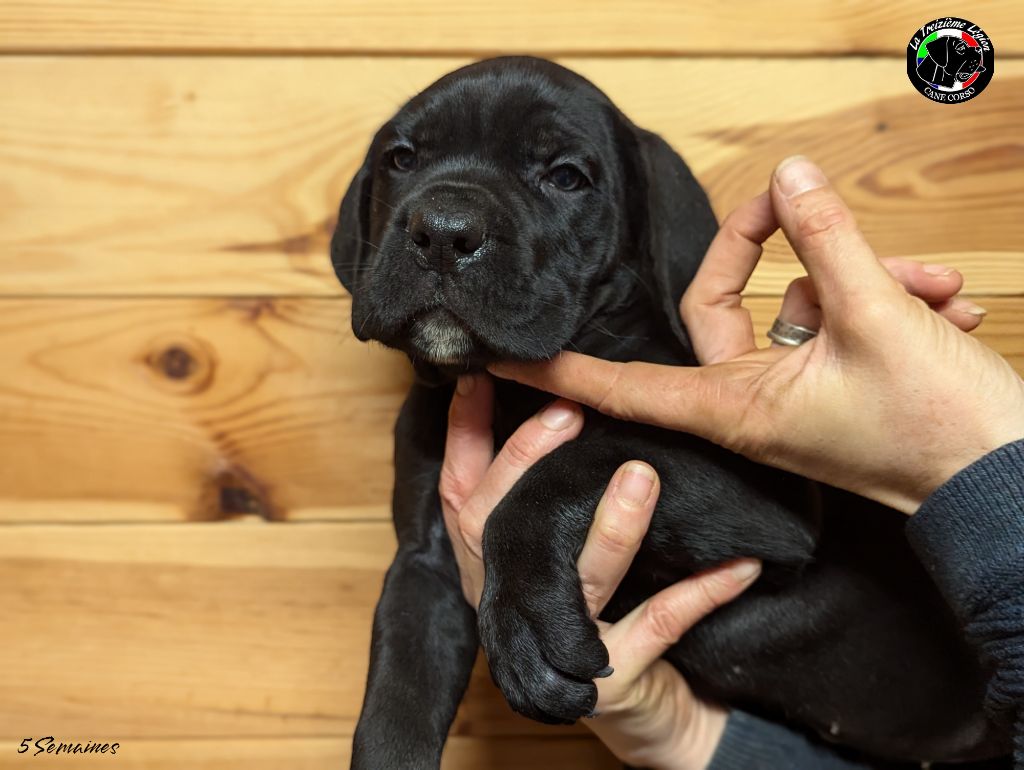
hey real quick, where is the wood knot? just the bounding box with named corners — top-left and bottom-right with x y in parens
top-left (143, 334), bottom-right (216, 395)
top-left (220, 485), bottom-right (266, 517)
top-left (209, 468), bottom-right (275, 521)
top-left (158, 345), bottom-right (195, 380)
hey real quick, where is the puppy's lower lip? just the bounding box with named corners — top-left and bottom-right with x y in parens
top-left (409, 308), bottom-right (476, 365)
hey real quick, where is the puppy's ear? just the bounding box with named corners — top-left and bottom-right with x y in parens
top-left (630, 127), bottom-right (717, 351)
top-left (330, 148), bottom-right (374, 293)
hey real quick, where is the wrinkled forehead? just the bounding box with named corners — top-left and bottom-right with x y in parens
top-left (387, 70), bottom-right (615, 161)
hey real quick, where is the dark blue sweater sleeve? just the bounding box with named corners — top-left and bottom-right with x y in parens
top-left (906, 438), bottom-right (1024, 767)
top-left (708, 439), bottom-right (1024, 770)
top-left (707, 710), bottom-right (875, 770)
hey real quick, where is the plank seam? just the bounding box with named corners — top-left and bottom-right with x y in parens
top-left (2, 49), bottom-right (1022, 59)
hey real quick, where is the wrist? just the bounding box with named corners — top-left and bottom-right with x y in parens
top-left (911, 421), bottom-right (1024, 514)
top-left (588, 694), bottom-right (728, 770)
top-left (664, 702), bottom-right (728, 770)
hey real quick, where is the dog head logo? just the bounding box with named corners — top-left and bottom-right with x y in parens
top-left (917, 35), bottom-right (984, 87)
top-left (907, 18), bottom-right (994, 104)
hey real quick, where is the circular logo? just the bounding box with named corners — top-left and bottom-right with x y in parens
top-left (907, 17), bottom-right (994, 103)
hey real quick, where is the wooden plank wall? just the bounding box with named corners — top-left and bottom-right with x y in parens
top-left (1, 3), bottom-right (1022, 768)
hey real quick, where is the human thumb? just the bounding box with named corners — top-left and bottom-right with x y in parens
top-left (769, 156), bottom-right (902, 317)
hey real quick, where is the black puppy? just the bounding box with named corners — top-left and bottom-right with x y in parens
top-left (331, 57), bottom-right (1009, 768)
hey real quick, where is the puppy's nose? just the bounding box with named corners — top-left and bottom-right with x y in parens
top-left (408, 209), bottom-right (485, 271)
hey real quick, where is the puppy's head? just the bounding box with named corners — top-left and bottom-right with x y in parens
top-left (331, 57), bottom-right (715, 371)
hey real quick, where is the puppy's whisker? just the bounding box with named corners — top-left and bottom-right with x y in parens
top-left (582, 319), bottom-right (649, 343)
top-left (337, 234), bottom-right (381, 252)
top-left (533, 296), bottom-right (570, 312)
top-left (583, 319), bottom-right (622, 339)
top-left (356, 310), bottom-right (374, 340)
top-left (620, 262), bottom-right (652, 294)
top-left (368, 194), bottom-right (399, 213)
top-left (509, 325), bottom-right (551, 358)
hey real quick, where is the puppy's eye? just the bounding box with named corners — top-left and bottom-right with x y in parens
top-left (391, 147), bottom-right (417, 172)
top-left (546, 165), bottom-right (587, 192)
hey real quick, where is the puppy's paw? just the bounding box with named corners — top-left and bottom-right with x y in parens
top-left (478, 574), bottom-right (610, 724)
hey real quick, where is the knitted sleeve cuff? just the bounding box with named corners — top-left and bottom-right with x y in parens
top-left (907, 438), bottom-right (1024, 617)
top-left (707, 710), bottom-right (875, 770)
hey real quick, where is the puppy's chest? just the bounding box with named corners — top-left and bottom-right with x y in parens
top-left (491, 381), bottom-right (559, 446)
top-left (489, 379), bottom-right (657, 456)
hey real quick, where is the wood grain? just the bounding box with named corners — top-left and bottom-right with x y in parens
top-left (3, 5), bottom-right (1021, 769)
top-left (0, 522), bottom-right (596, 743)
top-left (0, 296), bottom-right (1020, 524)
top-left (0, 736), bottom-right (617, 770)
top-left (1, 57), bottom-right (1021, 297)
top-left (0, 1), bottom-right (1020, 55)
top-left (0, 297), bottom-right (410, 522)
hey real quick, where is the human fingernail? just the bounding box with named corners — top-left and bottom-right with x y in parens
top-left (616, 462), bottom-right (656, 508)
top-left (923, 264), bottom-right (956, 277)
top-left (962, 302), bottom-right (988, 317)
top-left (729, 559), bottom-right (762, 582)
top-left (456, 375), bottom-right (476, 396)
top-left (595, 665), bottom-right (614, 678)
top-left (775, 156), bottom-right (828, 198)
top-left (539, 400), bottom-right (577, 430)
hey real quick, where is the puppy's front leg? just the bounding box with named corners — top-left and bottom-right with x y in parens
top-left (477, 442), bottom-right (619, 726)
top-left (477, 433), bottom-right (818, 726)
top-left (351, 383), bottom-right (477, 770)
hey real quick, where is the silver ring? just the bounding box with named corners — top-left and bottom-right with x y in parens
top-left (767, 317), bottom-right (818, 347)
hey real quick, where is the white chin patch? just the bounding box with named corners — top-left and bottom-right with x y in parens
top-left (411, 312), bottom-right (473, 365)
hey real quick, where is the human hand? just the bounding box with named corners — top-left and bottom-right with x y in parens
top-left (440, 374), bottom-right (760, 770)
top-left (489, 157), bottom-right (1024, 513)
